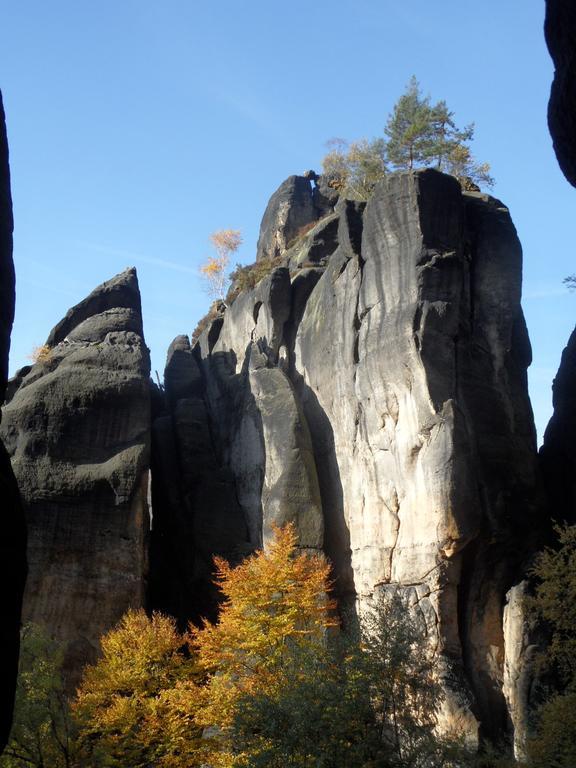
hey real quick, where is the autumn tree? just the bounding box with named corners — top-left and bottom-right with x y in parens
top-left (0, 624), bottom-right (75, 768)
top-left (74, 609), bottom-right (205, 768)
top-left (230, 594), bottom-right (469, 768)
top-left (323, 78), bottom-right (494, 199)
top-left (190, 523), bottom-right (336, 765)
top-left (322, 137), bottom-right (387, 199)
top-left (199, 229), bottom-right (242, 304)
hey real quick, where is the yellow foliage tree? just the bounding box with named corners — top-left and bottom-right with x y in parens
top-left (190, 523), bottom-right (336, 765)
top-left (199, 228), bottom-right (242, 304)
top-left (74, 610), bottom-right (205, 768)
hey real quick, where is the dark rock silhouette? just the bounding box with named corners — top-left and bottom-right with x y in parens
top-left (0, 268), bottom-right (150, 686)
top-left (0, 89), bottom-right (26, 753)
top-left (545, 0), bottom-right (576, 187)
top-left (540, 329), bottom-right (576, 525)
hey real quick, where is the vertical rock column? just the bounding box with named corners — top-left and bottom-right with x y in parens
top-left (1, 268), bottom-right (151, 685)
top-left (0, 89), bottom-right (27, 753)
top-left (294, 170), bottom-right (543, 746)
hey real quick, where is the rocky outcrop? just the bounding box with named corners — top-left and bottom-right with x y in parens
top-left (160, 170), bottom-right (544, 750)
top-left (149, 335), bottom-right (250, 626)
top-left (0, 89), bottom-right (26, 753)
top-left (539, 327), bottom-right (576, 525)
top-left (256, 173), bottom-right (337, 262)
top-left (0, 268), bottom-right (150, 685)
top-left (545, 0), bottom-right (576, 187)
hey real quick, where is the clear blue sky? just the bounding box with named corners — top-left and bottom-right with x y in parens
top-left (0, 1), bottom-right (573, 443)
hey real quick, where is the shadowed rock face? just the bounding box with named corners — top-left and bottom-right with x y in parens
top-left (0, 89), bottom-right (26, 754)
top-left (545, 0), bottom-right (576, 187)
top-left (154, 169), bottom-right (544, 750)
top-left (149, 335), bottom-right (250, 627)
top-left (0, 268), bottom-right (150, 686)
top-left (542, 1), bottom-right (576, 526)
top-left (539, 328), bottom-right (576, 525)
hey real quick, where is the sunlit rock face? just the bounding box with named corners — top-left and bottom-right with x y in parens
top-left (0, 268), bottom-right (150, 686)
top-left (545, 0), bottom-right (576, 188)
top-left (153, 169), bottom-right (544, 749)
top-left (0, 88), bottom-right (27, 754)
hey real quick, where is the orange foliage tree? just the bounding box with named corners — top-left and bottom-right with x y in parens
top-left (199, 229), bottom-right (242, 304)
top-left (72, 526), bottom-right (335, 767)
top-left (190, 523), bottom-right (336, 764)
top-left (74, 610), bottom-right (205, 768)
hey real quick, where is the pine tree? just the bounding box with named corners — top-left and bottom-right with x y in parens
top-left (384, 76), bottom-right (437, 170)
top-left (384, 77), bottom-right (494, 188)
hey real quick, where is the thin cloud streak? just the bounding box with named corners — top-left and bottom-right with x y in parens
top-left (79, 242), bottom-right (198, 275)
top-left (523, 286), bottom-right (568, 300)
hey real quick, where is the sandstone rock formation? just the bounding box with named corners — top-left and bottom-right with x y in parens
top-left (3, 165), bottom-right (547, 755)
top-left (0, 268), bottom-right (150, 685)
top-left (539, 327), bottom-right (576, 525)
top-left (0, 89), bottom-right (26, 753)
top-left (154, 169), bottom-right (544, 749)
top-left (256, 173), bottom-right (337, 262)
top-left (545, 0), bottom-right (576, 187)
top-left (149, 334), bottom-right (250, 626)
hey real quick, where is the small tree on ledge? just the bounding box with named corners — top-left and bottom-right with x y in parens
top-left (199, 229), bottom-right (242, 305)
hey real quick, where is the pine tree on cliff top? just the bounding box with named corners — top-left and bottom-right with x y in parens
top-left (385, 76), bottom-right (494, 188)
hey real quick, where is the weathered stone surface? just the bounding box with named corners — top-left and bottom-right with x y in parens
top-left (0, 268), bottom-right (150, 686)
top-left (545, 0), bottom-right (576, 187)
top-left (0, 89), bottom-right (26, 753)
top-left (293, 171), bottom-right (543, 745)
top-left (167, 169), bottom-right (544, 751)
top-left (256, 174), bottom-right (337, 263)
top-left (148, 335), bottom-right (251, 626)
top-left (164, 334), bottom-right (203, 404)
top-left (503, 581), bottom-right (540, 761)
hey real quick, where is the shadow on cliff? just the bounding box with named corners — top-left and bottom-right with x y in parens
top-left (291, 369), bottom-right (357, 619)
top-left (148, 348), bottom-right (257, 629)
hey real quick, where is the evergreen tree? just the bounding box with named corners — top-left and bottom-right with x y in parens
top-left (384, 77), bottom-right (494, 188)
top-left (385, 75), bottom-right (437, 170)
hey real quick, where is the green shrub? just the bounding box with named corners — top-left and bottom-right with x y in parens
top-left (226, 256), bottom-right (281, 304)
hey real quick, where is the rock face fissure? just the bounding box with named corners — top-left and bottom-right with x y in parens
top-left (0, 88), bottom-right (27, 753)
top-left (149, 169), bottom-right (546, 749)
top-left (0, 268), bottom-right (150, 687)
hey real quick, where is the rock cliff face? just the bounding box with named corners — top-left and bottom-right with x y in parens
top-left (151, 170), bottom-right (544, 748)
top-left (543, 0), bottom-right (576, 526)
top-left (256, 173), bottom-right (337, 262)
top-left (545, 0), bottom-right (576, 187)
top-left (539, 328), bottom-right (576, 525)
top-left (0, 89), bottom-right (26, 753)
top-left (0, 268), bottom-right (150, 685)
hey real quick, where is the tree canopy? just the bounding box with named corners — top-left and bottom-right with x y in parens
top-left (322, 76), bottom-right (493, 198)
top-left (0, 624), bottom-right (75, 768)
top-left (199, 228), bottom-right (242, 304)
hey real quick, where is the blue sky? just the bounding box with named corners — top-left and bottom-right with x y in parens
top-left (0, 1), bottom-right (573, 443)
